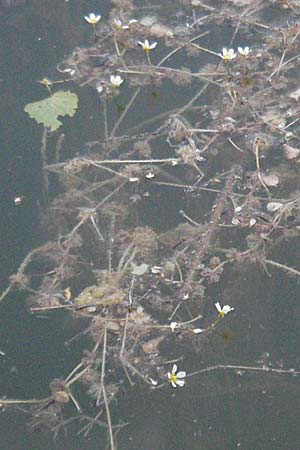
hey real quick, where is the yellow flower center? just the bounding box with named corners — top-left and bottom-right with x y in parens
top-left (169, 373), bottom-right (178, 384)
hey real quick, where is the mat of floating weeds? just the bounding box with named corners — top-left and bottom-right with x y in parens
top-left (2, 0), bottom-right (300, 448)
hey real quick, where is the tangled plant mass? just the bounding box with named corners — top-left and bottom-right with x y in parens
top-left (3, 0), bottom-right (300, 448)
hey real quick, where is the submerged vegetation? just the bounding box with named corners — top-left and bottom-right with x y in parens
top-left (3, 0), bottom-right (300, 448)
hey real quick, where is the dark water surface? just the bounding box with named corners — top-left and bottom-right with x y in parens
top-left (0, 1), bottom-right (300, 449)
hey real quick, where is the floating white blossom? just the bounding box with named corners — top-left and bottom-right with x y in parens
top-left (219, 48), bottom-right (237, 61)
top-left (170, 322), bottom-right (178, 332)
top-left (84, 13), bottom-right (101, 25)
top-left (138, 39), bottom-right (157, 52)
top-left (146, 172), bottom-right (155, 179)
top-left (110, 75), bottom-right (124, 88)
top-left (114, 19), bottom-right (137, 30)
top-left (238, 46), bottom-right (251, 57)
top-left (215, 302), bottom-right (234, 317)
top-left (167, 364), bottom-right (186, 388)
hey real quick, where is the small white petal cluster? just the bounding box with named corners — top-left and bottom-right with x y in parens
top-left (219, 48), bottom-right (237, 61)
top-left (84, 13), bottom-right (101, 25)
top-left (110, 75), bottom-right (124, 88)
top-left (219, 47), bottom-right (251, 61)
top-left (170, 322), bottom-right (177, 332)
top-left (167, 364), bottom-right (186, 388)
top-left (238, 46), bottom-right (251, 57)
top-left (215, 302), bottom-right (234, 317)
top-left (138, 39), bottom-right (158, 52)
top-left (114, 19), bottom-right (138, 30)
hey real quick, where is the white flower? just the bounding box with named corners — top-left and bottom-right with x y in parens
top-left (146, 171), bottom-right (155, 179)
top-left (110, 75), bottom-right (124, 88)
top-left (238, 46), bottom-right (251, 57)
top-left (84, 13), bottom-right (101, 25)
top-left (219, 48), bottom-right (237, 61)
top-left (138, 39), bottom-right (157, 52)
top-left (96, 82), bottom-right (103, 94)
top-left (114, 19), bottom-right (137, 30)
top-left (114, 19), bottom-right (129, 30)
top-left (167, 364), bottom-right (186, 388)
top-left (170, 322), bottom-right (177, 332)
top-left (215, 302), bottom-right (234, 317)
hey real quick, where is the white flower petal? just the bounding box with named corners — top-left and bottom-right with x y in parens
top-left (193, 328), bottom-right (204, 334)
top-left (170, 322), bottom-right (177, 332)
top-left (176, 379), bottom-right (185, 387)
top-left (176, 371), bottom-right (186, 378)
top-left (215, 302), bottom-right (221, 313)
top-left (171, 364), bottom-right (177, 374)
top-left (223, 305), bottom-right (234, 314)
top-left (171, 381), bottom-right (177, 388)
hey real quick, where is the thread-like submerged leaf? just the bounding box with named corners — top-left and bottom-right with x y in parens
top-left (24, 91), bottom-right (78, 132)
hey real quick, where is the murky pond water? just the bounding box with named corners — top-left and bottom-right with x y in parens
top-left (1, 1), bottom-right (300, 449)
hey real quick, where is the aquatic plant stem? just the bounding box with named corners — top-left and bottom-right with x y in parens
top-left (101, 327), bottom-right (116, 450)
top-left (188, 364), bottom-right (300, 378)
top-left (182, 165), bottom-right (241, 295)
top-left (264, 259), bottom-right (300, 277)
top-left (109, 88), bottom-right (141, 138)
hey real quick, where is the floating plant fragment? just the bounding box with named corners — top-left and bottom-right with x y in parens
top-left (261, 173), bottom-right (279, 187)
top-left (267, 202), bottom-right (284, 212)
top-left (284, 144), bottom-right (300, 160)
top-left (193, 328), bottom-right (204, 334)
top-left (288, 87), bottom-right (300, 101)
top-left (131, 262), bottom-right (148, 276)
top-left (24, 91), bottom-right (78, 132)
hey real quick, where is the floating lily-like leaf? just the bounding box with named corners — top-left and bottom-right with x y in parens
top-left (24, 91), bottom-right (78, 132)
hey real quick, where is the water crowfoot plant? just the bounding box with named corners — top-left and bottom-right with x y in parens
top-left (4, 0), bottom-right (300, 448)
top-left (138, 39), bottom-right (158, 68)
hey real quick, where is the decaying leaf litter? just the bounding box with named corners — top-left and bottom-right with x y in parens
top-left (3, 0), bottom-right (300, 448)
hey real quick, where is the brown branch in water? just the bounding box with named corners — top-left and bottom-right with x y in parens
top-left (183, 165), bottom-right (241, 294)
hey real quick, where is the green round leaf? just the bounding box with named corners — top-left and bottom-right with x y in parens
top-left (24, 91), bottom-right (78, 132)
